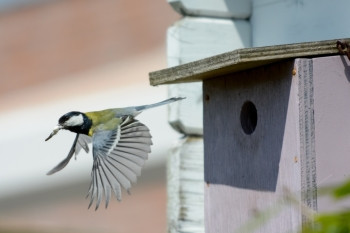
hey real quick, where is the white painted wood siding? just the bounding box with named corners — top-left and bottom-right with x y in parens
top-left (252, 0), bottom-right (350, 46)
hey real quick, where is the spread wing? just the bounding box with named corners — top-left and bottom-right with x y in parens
top-left (87, 116), bottom-right (152, 210)
top-left (47, 134), bottom-right (91, 175)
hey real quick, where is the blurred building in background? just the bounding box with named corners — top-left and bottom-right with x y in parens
top-left (0, 0), bottom-right (180, 232)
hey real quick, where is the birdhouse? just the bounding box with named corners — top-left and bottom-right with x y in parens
top-left (150, 39), bottom-right (350, 232)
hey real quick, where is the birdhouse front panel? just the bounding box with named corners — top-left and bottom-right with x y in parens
top-left (203, 55), bottom-right (350, 232)
top-left (203, 59), bottom-right (312, 232)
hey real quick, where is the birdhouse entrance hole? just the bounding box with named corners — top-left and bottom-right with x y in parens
top-left (240, 101), bottom-right (257, 135)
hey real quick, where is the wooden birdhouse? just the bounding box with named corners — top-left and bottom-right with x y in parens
top-left (150, 39), bottom-right (350, 232)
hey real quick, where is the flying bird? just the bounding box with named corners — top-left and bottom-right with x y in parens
top-left (45, 97), bottom-right (184, 210)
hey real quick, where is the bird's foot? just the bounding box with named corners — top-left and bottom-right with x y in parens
top-left (337, 40), bottom-right (350, 60)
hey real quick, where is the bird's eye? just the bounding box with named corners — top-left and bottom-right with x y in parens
top-left (59, 115), bottom-right (69, 124)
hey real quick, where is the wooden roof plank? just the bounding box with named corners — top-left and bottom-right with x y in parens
top-left (149, 38), bottom-right (348, 86)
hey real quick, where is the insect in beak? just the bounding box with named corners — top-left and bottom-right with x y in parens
top-left (45, 125), bottom-right (63, 141)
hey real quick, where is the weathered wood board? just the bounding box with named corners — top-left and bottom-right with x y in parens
top-left (168, 0), bottom-right (251, 19)
top-left (168, 83), bottom-right (203, 135)
top-left (150, 39), bottom-right (346, 86)
top-left (167, 137), bottom-right (204, 233)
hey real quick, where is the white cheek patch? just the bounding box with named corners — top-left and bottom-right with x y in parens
top-left (65, 114), bottom-right (84, 127)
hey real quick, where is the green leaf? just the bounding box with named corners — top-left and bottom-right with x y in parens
top-left (333, 180), bottom-right (350, 199)
top-left (302, 211), bottom-right (350, 233)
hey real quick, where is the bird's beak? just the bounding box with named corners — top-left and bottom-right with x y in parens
top-left (45, 125), bottom-right (63, 141)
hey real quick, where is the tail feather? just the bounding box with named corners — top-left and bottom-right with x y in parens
top-left (135, 97), bottom-right (185, 112)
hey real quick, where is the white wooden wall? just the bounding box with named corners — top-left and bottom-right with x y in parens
top-left (252, 0), bottom-right (350, 46)
top-left (166, 1), bottom-right (251, 232)
top-left (166, 0), bottom-right (350, 232)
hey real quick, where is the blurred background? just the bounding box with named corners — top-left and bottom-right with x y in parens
top-left (0, 0), bottom-right (180, 232)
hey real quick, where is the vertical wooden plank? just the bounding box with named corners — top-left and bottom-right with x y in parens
top-left (204, 60), bottom-right (302, 232)
top-left (168, 83), bottom-right (203, 135)
top-left (296, 59), bottom-right (318, 224)
top-left (167, 137), bottom-right (204, 233)
top-left (312, 55), bottom-right (350, 212)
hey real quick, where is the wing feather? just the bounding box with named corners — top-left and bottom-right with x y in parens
top-left (117, 142), bottom-right (151, 152)
top-left (98, 155), bottom-right (132, 192)
top-left (105, 157), bottom-right (138, 183)
top-left (121, 124), bottom-right (149, 131)
top-left (76, 134), bottom-right (91, 154)
top-left (95, 161), bottom-right (104, 210)
top-left (88, 163), bottom-right (98, 209)
top-left (119, 137), bottom-right (153, 144)
top-left (121, 131), bottom-right (151, 138)
top-left (96, 157), bottom-right (115, 209)
top-left (47, 134), bottom-right (92, 175)
top-left (87, 117), bottom-right (152, 209)
top-left (109, 155), bottom-right (142, 176)
top-left (110, 150), bottom-right (145, 166)
top-left (113, 147), bottom-right (149, 158)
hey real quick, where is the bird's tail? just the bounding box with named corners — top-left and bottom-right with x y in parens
top-left (135, 97), bottom-right (185, 112)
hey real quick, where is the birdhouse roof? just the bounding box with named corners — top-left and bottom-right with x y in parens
top-left (149, 39), bottom-right (347, 86)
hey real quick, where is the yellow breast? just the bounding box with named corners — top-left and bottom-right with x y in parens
top-left (85, 109), bottom-right (122, 136)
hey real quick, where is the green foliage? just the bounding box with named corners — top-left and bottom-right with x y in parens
top-left (236, 179), bottom-right (350, 233)
top-left (303, 211), bottom-right (350, 233)
top-left (333, 180), bottom-right (350, 200)
top-left (302, 179), bottom-right (350, 233)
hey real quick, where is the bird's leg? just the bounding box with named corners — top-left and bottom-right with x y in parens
top-left (337, 40), bottom-right (350, 61)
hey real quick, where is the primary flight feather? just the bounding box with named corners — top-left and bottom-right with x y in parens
top-left (45, 97), bottom-right (184, 210)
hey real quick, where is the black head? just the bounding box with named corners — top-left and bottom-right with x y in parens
top-left (58, 111), bottom-right (83, 126)
top-left (58, 111), bottom-right (92, 135)
top-left (46, 111), bottom-right (92, 141)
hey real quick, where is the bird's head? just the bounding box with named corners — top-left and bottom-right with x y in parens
top-left (45, 111), bottom-right (88, 141)
top-left (58, 111), bottom-right (84, 128)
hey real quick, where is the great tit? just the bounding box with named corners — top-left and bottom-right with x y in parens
top-left (45, 97), bottom-right (184, 210)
